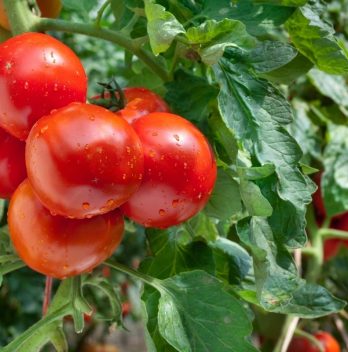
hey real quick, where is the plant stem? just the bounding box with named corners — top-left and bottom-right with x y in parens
top-left (34, 18), bottom-right (171, 82)
top-left (273, 315), bottom-right (300, 352)
top-left (294, 329), bottom-right (324, 352)
top-left (3, 0), bottom-right (37, 34)
top-left (42, 276), bottom-right (53, 316)
top-left (318, 228), bottom-right (348, 240)
top-left (105, 259), bottom-right (160, 289)
top-left (95, 0), bottom-right (111, 28)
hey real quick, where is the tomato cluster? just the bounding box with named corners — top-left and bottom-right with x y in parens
top-left (0, 32), bottom-right (217, 279)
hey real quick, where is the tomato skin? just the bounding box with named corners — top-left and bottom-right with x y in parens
top-left (0, 32), bottom-right (87, 140)
top-left (0, 0), bottom-right (61, 30)
top-left (121, 112), bottom-right (217, 229)
top-left (0, 127), bottom-right (26, 199)
top-left (92, 87), bottom-right (170, 125)
top-left (26, 103), bottom-right (144, 219)
top-left (289, 332), bottom-right (340, 352)
top-left (8, 180), bottom-right (124, 279)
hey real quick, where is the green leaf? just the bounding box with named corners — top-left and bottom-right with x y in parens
top-left (200, 0), bottom-right (234, 20)
top-left (237, 217), bottom-right (346, 317)
top-left (205, 168), bottom-right (243, 220)
top-left (145, 0), bottom-right (185, 55)
top-left (308, 68), bottom-right (348, 108)
top-left (165, 69), bottom-right (218, 123)
top-left (246, 41), bottom-right (297, 73)
top-left (186, 19), bottom-right (256, 65)
top-left (261, 52), bottom-right (313, 84)
top-left (252, 0), bottom-right (308, 6)
top-left (157, 271), bottom-right (258, 352)
top-left (230, 1), bottom-right (295, 37)
top-left (213, 56), bottom-right (312, 246)
top-left (238, 164), bottom-right (275, 180)
top-left (62, 0), bottom-right (95, 20)
top-left (285, 4), bottom-right (348, 74)
top-left (322, 124), bottom-right (348, 217)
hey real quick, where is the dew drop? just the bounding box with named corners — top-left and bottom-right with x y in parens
top-left (172, 199), bottom-right (179, 208)
top-left (173, 134), bottom-right (180, 141)
top-left (159, 209), bottom-right (166, 216)
top-left (82, 202), bottom-right (90, 210)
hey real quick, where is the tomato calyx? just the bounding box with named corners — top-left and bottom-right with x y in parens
top-left (90, 79), bottom-right (126, 112)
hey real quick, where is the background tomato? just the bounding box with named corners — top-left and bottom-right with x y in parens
top-left (0, 0), bottom-right (62, 30)
top-left (324, 214), bottom-right (348, 260)
top-left (0, 127), bottom-right (26, 199)
top-left (121, 112), bottom-right (217, 228)
top-left (289, 332), bottom-right (340, 352)
top-left (26, 103), bottom-right (144, 219)
top-left (8, 180), bottom-right (124, 279)
top-left (0, 32), bottom-right (87, 140)
top-left (116, 87), bottom-right (170, 124)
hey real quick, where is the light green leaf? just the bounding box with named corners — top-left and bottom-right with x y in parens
top-left (252, 0), bottom-right (307, 6)
top-left (145, 0), bottom-right (185, 54)
top-left (285, 4), bottom-right (348, 74)
top-left (237, 217), bottom-right (346, 317)
top-left (186, 19), bottom-right (256, 65)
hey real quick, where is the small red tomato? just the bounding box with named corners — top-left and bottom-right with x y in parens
top-left (26, 103), bottom-right (144, 219)
top-left (8, 180), bottom-right (124, 279)
top-left (0, 32), bottom-right (87, 140)
top-left (324, 214), bottom-right (348, 260)
top-left (289, 332), bottom-right (340, 352)
top-left (0, 127), bottom-right (26, 199)
top-left (122, 301), bottom-right (131, 317)
top-left (121, 112), bottom-right (217, 229)
top-left (312, 172), bottom-right (326, 224)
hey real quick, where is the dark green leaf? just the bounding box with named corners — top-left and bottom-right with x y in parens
top-left (252, 0), bottom-right (307, 6)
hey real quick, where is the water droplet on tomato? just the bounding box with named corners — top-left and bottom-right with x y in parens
top-left (82, 202), bottom-right (90, 210)
top-left (173, 134), bottom-right (180, 141)
top-left (159, 209), bottom-right (166, 216)
top-left (172, 199), bottom-right (179, 208)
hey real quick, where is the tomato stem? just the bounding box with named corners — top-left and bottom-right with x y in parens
top-left (34, 18), bottom-right (171, 82)
top-left (95, 0), bottom-right (111, 28)
top-left (318, 228), bottom-right (348, 240)
top-left (273, 315), bottom-right (300, 352)
top-left (42, 276), bottom-right (53, 316)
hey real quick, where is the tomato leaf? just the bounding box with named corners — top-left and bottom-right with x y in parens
top-left (237, 217), bottom-right (346, 317)
top-left (144, 0), bottom-right (185, 55)
top-left (285, 3), bottom-right (348, 74)
top-left (322, 125), bottom-right (348, 217)
top-left (252, 0), bottom-right (308, 6)
top-left (157, 271), bottom-right (258, 352)
top-left (213, 56), bottom-right (312, 246)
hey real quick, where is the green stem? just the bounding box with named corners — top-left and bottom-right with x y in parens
top-left (2, 305), bottom-right (70, 352)
top-left (318, 228), bottom-right (348, 240)
top-left (3, 0), bottom-right (38, 34)
top-left (95, 0), bottom-right (111, 28)
top-left (34, 18), bottom-right (171, 82)
top-left (273, 315), bottom-right (299, 352)
top-left (0, 254), bottom-right (19, 263)
top-left (299, 247), bottom-right (317, 257)
top-left (105, 259), bottom-right (160, 289)
top-left (294, 329), bottom-right (324, 352)
top-left (0, 260), bottom-right (25, 276)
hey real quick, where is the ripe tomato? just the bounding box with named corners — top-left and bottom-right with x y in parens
top-left (324, 214), bottom-right (348, 260)
top-left (0, 0), bottom-right (61, 30)
top-left (92, 87), bottom-right (170, 125)
top-left (0, 32), bottom-right (87, 140)
top-left (8, 180), bottom-right (124, 279)
top-left (312, 172), bottom-right (326, 224)
top-left (26, 103), bottom-right (144, 219)
top-left (289, 332), bottom-right (340, 352)
top-left (0, 127), bottom-right (26, 199)
top-left (121, 112), bottom-right (217, 229)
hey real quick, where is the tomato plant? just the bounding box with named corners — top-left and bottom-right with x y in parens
top-left (0, 127), bottom-right (26, 199)
top-left (0, 32), bottom-right (87, 140)
top-left (26, 102), bottom-right (144, 219)
top-left (8, 180), bottom-right (124, 279)
top-left (121, 112), bottom-right (217, 228)
top-left (2, 0), bottom-right (348, 352)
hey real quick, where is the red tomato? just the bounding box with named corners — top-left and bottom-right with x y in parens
top-left (324, 214), bottom-right (348, 260)
top-left (0, 127), bottom-right (26, 198)
top-left (121, 112), bottom-right (217, 229)
top-left (289, 332), bottom-right (340, 352)
top-left (122, 301), bottom-right (131, 317)
top-left (92, 87), bottom-right (170, 125)
top-left (0, 0), bottom-right (62, 30)
top-left (312, 172), bottom-right (326, 224)
top-left (0, 32), bottom-right (87, 140)
top-left (26, 103), bottom-right (144, 219)
top-left (8, 180), bottom-right (124, 279)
